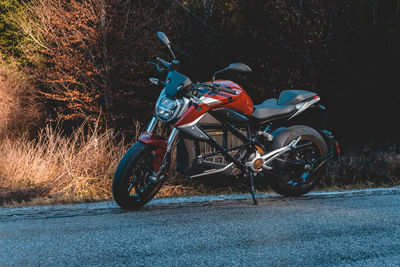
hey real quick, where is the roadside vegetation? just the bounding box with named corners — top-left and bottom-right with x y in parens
top-left (1, 125), bottom-right (399, 206)
top-left (1, 0), bottom-right (400, 205)
top-left (0, 123), bottom-right (126, 204)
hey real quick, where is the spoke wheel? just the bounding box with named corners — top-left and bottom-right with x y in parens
top-left (127, 151), bottom-right (157, 198)
top-left (279, 139), bottom-right (321, 188)
top-left (266, 125), bottom-right (328, 197)
top-left (113, 142), bottom-right (166, 210)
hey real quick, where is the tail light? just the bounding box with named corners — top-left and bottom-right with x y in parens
top-left (336, 143), bottom-right (341, 156)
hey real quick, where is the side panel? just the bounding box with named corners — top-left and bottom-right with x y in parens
top-left (179, 122), bottom-right (210, 140)
top-left (209, 108), bottom-right (249, 124)
top-left (174, 93), bottom-right (229, 127)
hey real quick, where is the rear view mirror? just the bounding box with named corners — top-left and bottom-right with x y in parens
top-left (157, 32), bottom-right (171, 47)
top-left (228, 63), bottom-right (252, 72)
top-left (212, 63), bottom-right (252, 81)
top-left (156, 31), bottom-right (176, 59)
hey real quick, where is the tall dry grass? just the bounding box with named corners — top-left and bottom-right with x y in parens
top-left (2, 130), bottom-right (400, 205)
top-left (0, 118), bottom-right (198, 205)
top-left (321, 144), bottom-right (400, 188)
top-left (0, 58), bottom-right (41, 138)
top-left (0, 121), bottom-right (129, 203)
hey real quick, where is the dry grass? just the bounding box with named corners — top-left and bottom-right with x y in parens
top-left (1, 122), bottom-right (400, 207)
top-left (0, 117), bottom-right (201, 206)
top-left (0, 121), bottom-right (128, 204)
top-left (321, 144), bottom-right (400, 188)
top-left (0, 58), bottom-right (41, 138)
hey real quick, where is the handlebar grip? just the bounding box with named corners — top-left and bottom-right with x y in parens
top-left (219, 87), bottom-right (237, 95)
top-left (157, 57), bottom-right (171, 68)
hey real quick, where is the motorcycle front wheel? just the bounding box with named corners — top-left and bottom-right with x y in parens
top-left (112, 142), bottom-right (165, 210)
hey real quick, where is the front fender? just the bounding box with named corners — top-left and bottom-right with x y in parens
top-left (138, 132), bottom-right (167, 171)
top-left (138, 132), bottom-right (167, 150)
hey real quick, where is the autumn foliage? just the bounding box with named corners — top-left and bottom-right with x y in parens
top-left (0, 58), bottom-right (41, 138)
top-left (3, 0), bottom-right (396, 142)
top-left (13, 0), bottom-right (335, 129)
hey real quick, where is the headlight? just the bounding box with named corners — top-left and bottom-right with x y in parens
top-left (156, 96), bottom-right (177, 121)
top-left (160, 97), bottom-right (177, 110)
top-left (156, 105), bottom-right (174, 120)
top-left (155, 94), bottom-right (189, 122)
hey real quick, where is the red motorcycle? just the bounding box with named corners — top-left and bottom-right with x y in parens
top-left (112, 32), bottom-right (340, 210)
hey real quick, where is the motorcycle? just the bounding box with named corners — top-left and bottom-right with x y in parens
top-left (112, 32), bottom-right (340, 210)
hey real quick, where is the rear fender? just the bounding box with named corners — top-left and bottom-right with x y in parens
top-left (138, 132), bottom-right (167, 171)
top-left (266, 126), bottom-right (338, 171)
top-left (318, 130), bottom-right (341, 161)
top-left (267, 127), bottom-right (290, 151)
top-left (268, 126), bottom-right (338, 157)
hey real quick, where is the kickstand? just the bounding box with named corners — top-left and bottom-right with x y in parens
top-left (249, 172), bottom-right (258, 205)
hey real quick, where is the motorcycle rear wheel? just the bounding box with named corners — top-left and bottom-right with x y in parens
top-left (267, 126), bottom-right (328, 197)
top-left (112, 142), bottom-right (164, 210)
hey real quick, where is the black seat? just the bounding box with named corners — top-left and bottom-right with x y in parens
top-left (278, 90), bottom-right (317, 106)
top-left (251, 98), bottom-right (296, 121)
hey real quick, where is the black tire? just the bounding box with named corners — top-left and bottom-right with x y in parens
top-left (112, 141), bottom-right (164, 210)
top-left (267, 125), bottom-right (328, 197)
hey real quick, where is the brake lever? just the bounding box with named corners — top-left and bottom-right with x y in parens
top-left (147, 61), bottom-right (165, 73)
top-left (147, 61), bottom-right (158, 67)
top-left (191, 96), bottom-right (202, 106)
top-left (157, 57), bottom-right (172, 68)
top-left (210, 82), bottom-right (220, 93)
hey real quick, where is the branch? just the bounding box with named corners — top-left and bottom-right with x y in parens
top-left (175, 0), bottom-right (206, 27)
top-left (272, 40), bottom-right (311, 65)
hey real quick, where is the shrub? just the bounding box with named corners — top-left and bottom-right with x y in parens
top-left (0, 58), bottom-right (41, 138)
top-left (14, 0), bottom-right (178, 131)
top-left (322, 144), bottom-right (400, 188)
top-left (0, 0), bottom-right (25, 62)
top-left (0, 121), bottom-right (129, 203)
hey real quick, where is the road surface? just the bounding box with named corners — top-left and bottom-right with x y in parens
top-left (1, 187), bottom-right (400, 266)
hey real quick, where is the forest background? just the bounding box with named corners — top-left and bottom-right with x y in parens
top-left (1, 0), bottom-right (400, 204)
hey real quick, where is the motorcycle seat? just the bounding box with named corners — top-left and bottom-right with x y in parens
top-left (278, 90), bottom-right (317, 105)
top-left (251, 98), bottom-right (296, 121)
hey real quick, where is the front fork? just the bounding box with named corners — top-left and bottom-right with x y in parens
top-left (141, 117), bottom-right (180, 182)
top-left (145, 116), bottom-right (180, 152)
top-left (145, 116), bottom-right (158, 132)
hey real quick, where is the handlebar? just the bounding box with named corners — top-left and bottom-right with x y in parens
top-left (157, 57), bottom-right (172, 68)
top-left (147, 58), bottom-right (238, 96)
top-left (147, 57), bottom-right (176, 73)
top-left (146, 61), bottom-right (164, 72)
top-left (192, 83), bottom-right (237, 95)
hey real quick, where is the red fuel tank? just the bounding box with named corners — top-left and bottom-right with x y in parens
top-left (216, 80), bottom-right (254, 116)
top-left (175, 80), bottom-right (254, 127)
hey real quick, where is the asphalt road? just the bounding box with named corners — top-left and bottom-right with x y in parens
top-left (1, 187), bottom-right (400, 266)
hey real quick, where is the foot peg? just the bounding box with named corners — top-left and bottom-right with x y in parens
top-left (149, 174), bottom-right (164, 183)
top-left (256, 131), bottom-right (273, 141)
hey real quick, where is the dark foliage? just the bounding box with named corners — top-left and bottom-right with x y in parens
top-left (7, 0), bottom-right (400, 144)
top-left (173, 0), bottom-right (400, 146)
top-left (0, 0), bottom-right (23, 60)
